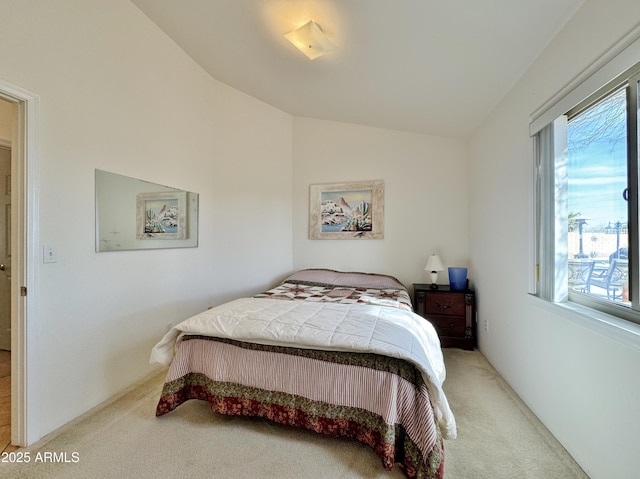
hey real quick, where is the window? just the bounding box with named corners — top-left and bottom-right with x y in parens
top-left (533, 61), bottom-right (640, 324)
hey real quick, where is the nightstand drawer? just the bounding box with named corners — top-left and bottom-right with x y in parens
top-left (413, 284), bottom-right (475, 350)
top-left (423, 293), bottom-right (466, 316)
top-left (428, 316), bottom-right (466, 337)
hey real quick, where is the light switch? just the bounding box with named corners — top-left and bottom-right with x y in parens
top-left (43, 244), bottom-right (57, 263)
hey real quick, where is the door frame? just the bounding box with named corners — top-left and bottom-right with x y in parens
top-left (0, 79), bottom-right (40, 446)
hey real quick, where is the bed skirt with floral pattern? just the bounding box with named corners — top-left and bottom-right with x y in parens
top-left (155, 337), bottom-right (444, 479)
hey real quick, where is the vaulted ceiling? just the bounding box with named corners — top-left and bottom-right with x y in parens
top-left (132, 0), bottom-right (584, 138)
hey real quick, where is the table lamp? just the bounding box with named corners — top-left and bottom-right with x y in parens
top-left (425, 254), bottom-right (444, 289)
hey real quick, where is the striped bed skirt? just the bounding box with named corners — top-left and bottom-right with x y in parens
top-left (156, 336), bottom-right (444, 479)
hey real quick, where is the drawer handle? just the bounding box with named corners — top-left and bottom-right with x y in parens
top-left (435, 301), bottom-right (454, 310)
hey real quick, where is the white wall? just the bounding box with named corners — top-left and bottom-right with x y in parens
top-left (0, 0), bottom-right (293, 438)
top-left (469, 1), bottom-right (640, 478)
top-left (292, 117), bottom-right (469, 290)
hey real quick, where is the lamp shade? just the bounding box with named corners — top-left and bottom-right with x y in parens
top-left (424, 254), bottom-right (444, 272)
top-left (284, 20), bottom-right (337, 60)
top-left (425, 254), bottom-right (444, 289)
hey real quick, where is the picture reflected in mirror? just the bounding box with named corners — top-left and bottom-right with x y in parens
top-left (95, 169), bottom-right (198, 252)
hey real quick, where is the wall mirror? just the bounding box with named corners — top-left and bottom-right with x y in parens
top-left (95, 169), bottom-right (199, 252)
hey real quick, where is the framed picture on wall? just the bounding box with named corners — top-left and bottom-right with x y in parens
top-left (309, 180), bottom-right (384, 240)
top-left (136, 191), bottom-right (187, 240)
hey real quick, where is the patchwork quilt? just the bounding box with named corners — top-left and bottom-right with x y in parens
top-left (253, 281), bottom-right (414, 311)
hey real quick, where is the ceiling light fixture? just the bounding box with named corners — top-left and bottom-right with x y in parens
top-left (284, 20), bottom-right (337, 60)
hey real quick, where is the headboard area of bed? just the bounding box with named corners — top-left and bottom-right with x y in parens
top-left (282, 268), bottom-right (407, 292)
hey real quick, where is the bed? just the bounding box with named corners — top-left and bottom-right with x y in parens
top-left (150, 269), bottom-right (456, 479)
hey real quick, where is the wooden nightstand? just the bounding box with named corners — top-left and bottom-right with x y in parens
top-left (413, 284), bottom-right (475, 350)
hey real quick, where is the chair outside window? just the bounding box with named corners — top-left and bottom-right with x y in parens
top-left (589, 258), bottom-right (628, 300)
top-left (568, 259), bottom-right (595, 293)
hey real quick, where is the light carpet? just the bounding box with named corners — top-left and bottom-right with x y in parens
top-left (0, 349), bottom-right (589, 478)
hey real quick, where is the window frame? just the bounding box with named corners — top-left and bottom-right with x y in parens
top-left (533, 61), bottom-right (640, 326)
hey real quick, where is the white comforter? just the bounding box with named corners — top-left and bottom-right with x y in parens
top-left (150, 297), bottom-right (457, 439)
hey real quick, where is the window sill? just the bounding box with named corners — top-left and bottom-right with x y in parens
top-left (527, 294), bottom-right (640, 352)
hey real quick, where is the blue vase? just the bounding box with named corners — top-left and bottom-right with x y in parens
top-left (448, 267), bottom-right (468, 291)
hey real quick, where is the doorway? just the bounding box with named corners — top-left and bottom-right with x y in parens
top-left (0, 141), bottom-right (10, 452)
top-left (0, 144), bottom-right (10, 351)
top-left (0, 80), bottom-right (38, 448)
top-left (0, 103), bottom-right (12, 452)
